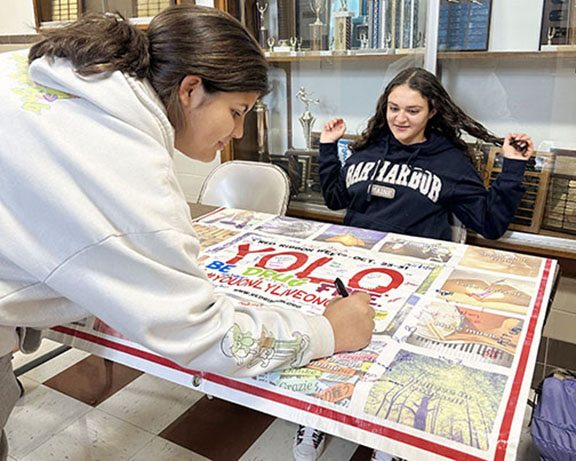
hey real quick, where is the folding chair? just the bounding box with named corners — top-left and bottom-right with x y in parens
top-left (198, 160), bottom-right (291, 215)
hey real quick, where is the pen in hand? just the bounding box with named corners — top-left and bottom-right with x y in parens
top-left (334, 277), bottom-right (349, 297)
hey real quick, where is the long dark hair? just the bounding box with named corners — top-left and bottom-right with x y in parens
top-left (28, 5), bottom-right (269, 130)
top-left (351, 67), bottom-right (503, 155)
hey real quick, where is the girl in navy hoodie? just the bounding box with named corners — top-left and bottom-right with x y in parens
top-left (319, 67), bottom-right (533, 242)
top-left (293, 67), bottom-right (533, 461)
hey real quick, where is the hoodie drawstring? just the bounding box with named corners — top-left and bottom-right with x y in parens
top-left (406, 147), bottom-right (421, 165)
top-left (367, 137), bottom-right (421, 202)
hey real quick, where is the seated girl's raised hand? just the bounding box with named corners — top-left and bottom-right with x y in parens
top-left (503, 133), bottom-right (534, 161)
top-left (320, 117), bottom-right (347, 144)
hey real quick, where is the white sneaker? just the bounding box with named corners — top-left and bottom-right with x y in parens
top-left (293, 425), bottom-right (326, 460)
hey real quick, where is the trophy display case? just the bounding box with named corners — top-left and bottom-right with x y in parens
top-left (252, 0), bottom-right (428, 56)
top-left (542, 150), bottom-right (576, 235)
top-left (224, 0), bottom-right (576, 259)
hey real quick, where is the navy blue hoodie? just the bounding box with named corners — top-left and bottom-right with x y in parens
top-left (319, 131), bottom-right (527, 241)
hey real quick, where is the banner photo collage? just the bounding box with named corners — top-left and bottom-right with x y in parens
top-left (48, 207), bottom-right (557, 461)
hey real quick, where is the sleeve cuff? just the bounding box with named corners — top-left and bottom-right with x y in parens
top-left (501, 158), bottom-right (528, 178)
top-left (305, 315), bottom-right (335, 360)
top-left (319, 142), bottom-right (338, 158)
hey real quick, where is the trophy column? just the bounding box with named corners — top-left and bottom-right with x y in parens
top-left (254, 99), bottom-right (270, 162)
top-left (310, 23), bottom-right (328, 51)
top-left (334, 10), bottom-right (354, 51)
top-left (256, 2), bottom-right (269, 49)
top-left (309, 0), bottom-right (328, 51)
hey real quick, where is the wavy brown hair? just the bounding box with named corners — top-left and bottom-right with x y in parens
top-left (28, 5), bottom-right (269, 130)
top-left (351, 67), bottom-right (503, 156)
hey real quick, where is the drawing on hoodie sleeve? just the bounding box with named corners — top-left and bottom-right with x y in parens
top-left (9, 54), bottom-right (75, 114)
top-left (221, 323), bottom-right (310, 369)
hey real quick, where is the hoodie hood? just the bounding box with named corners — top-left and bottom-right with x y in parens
top-left (0, 49), bottom-right (190, 279)
top-left (28, 54), bottom-right (175, 155)
top-left (378, 130), bottom-right (456, 160)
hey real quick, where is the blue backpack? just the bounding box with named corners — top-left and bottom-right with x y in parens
top-left (530, 369), bottom-right (576, 461)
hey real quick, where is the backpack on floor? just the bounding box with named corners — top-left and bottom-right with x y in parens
top-left (530, 368), bottom-right (576, 461)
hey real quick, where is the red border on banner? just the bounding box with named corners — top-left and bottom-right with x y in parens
top-left (52, 258), bottom-right (553, 461)
top-left (493, 258), bottom-right (553, 460)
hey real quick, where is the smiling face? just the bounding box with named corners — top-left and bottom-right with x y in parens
top-left (175, 76), bottom-right (259, 162)
top-left (386, 84), bottom-right (436, 145)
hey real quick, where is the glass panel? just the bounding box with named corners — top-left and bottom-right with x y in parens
top-left (232, 0), bottom-right (429, 206)
top-left (230, 0), bottom-right (576, 255)
top-left (439, 0), bottom-right (576, 249)
top-left (96, 0), bottom-right (137, 18)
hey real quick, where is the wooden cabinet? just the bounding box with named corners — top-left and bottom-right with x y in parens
top-left (32, 0), bottom-right (195, 29)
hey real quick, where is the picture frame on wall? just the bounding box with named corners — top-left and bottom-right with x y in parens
top-left (539, 0), bottom-right (575, 49)
top-left (438, 0), bottom-right (492, 52)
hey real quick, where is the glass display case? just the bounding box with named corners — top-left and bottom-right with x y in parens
top-left (227, 0), bottom-right (576, 260)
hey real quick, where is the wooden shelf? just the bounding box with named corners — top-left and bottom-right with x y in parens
top-left (266, 49), bottom-right (576, 63)
top-left (287, 200), bottom-right (344, 223)
top-left (439, 49), bottom-right (576, 61)
top-left (266, 51), bottom-right (419, 63)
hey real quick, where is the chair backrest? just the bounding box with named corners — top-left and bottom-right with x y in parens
top-left (197, 160), bottom-right (291, 215)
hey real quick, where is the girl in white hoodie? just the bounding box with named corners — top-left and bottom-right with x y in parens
top-left (0, 6), bottom-right (375, 458)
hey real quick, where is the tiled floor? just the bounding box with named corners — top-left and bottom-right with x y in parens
top-left (5, 339), bottom-right (542, 461)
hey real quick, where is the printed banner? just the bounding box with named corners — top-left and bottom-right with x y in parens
top-left (47, 207), bottom-right (557, 461)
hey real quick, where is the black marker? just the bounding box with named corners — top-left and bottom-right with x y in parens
top-left (334, 277), bottom-right (349, 297)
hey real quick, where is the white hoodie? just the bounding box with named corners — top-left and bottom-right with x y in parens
top-left (0, 50), bottom-right (334, 376)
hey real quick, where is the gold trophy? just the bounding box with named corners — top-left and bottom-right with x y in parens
top-left (266, 36), bottom-right (276, 53)
top-left (542, 26), bottom-right (558, 51)
top-left (309, 0), bottom-right (328, 51)
top-left (547, 26), bottom-right (556, 46)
